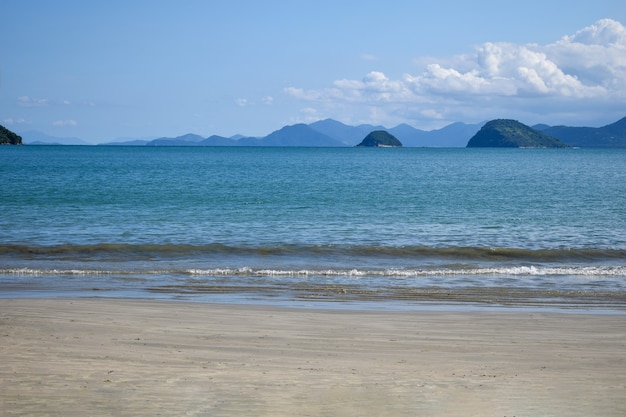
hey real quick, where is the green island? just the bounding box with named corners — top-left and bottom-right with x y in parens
top-left (467, 119), bottom-right (569, 148)
top-left (356, 130), bottom-right (403, 147)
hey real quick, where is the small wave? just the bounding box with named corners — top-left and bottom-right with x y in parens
top-left (3, 265), bottom-right (625, 278)
top-left (185, 266), bottom-right (626, 278)
top-left (1, 268), bottom-right (125, 276)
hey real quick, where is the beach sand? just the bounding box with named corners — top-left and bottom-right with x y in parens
top-left (1, 299), bottom-right (625, 416)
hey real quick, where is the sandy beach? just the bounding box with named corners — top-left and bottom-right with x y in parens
top-left (1, 299), bottom-right (624, 416)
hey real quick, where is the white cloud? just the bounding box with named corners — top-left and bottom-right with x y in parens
top-left (360, 53), bottom-right (377, 61)
top-left (285, 107), bottom-right (321, 126)
top-left (235, 98), bottom-right (248, 107)
top-left (52, 119), bottom-right (77, 127)
top-left (562, 18), bottom-right (626, 45)
top-left (262, 96), bottom-right (274, 105)
top-left (2, 118), bottom-right (28, 125)
top-left (415, 63), bottom-right (508, 95)
top-left (284, 19), bottom-right (626, 126)
top-left (17, 95), bottom-right (48, 107)
top-left (419, 109), bottom-right (444, 120)
top-left (546, 19), bottom-right (626, 94)
top-left (299, 107), bottom-right (319, 120)
top-left (283, 86), bottom-right (323, 101)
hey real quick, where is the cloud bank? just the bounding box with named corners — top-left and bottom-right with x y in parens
top-left (52, 119), bottom-right (78, 127)
top-left (285, 19), bottom-right (626, 127)
top-left (17, 96), bottom-right (49, 107)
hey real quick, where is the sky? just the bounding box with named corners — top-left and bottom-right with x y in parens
top-left (1, 1), bottom-right (625, 144)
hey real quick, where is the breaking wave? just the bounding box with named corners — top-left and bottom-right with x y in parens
top-left (3, 265), bottom-right (625, 278)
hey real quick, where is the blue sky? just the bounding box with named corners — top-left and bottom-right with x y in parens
top-left (1, 1), bottom-right (625, 143)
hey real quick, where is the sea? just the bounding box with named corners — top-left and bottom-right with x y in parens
top-left (1, 145), bottom-right (625, 312)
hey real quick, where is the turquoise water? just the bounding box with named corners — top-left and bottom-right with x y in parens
top-left (1, 146), bottom-right (625, 310)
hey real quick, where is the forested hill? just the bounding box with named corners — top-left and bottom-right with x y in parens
top-left (0, 125), bottom-right (22, 145)
top-left (467, 120), bottom-right (569, 148)
top-left (356, 130), bottom-right (403, 147)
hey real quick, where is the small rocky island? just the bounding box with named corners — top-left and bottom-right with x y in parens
top-left (467, 119), bottom-right (569, 148)
top-left (356, 130), bottom-right (402, 147)
top-left (0, 125), bottom-right (22, 145)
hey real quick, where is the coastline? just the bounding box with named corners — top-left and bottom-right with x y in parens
top-left (2, 298), bottom-right (625, 416)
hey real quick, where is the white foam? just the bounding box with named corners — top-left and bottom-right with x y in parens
top-left (3, 265), bottom-right (625, 278)
top-left (182, 265), bottom-right (626, 278)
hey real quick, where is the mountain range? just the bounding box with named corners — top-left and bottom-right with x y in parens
top-left (103, 119), bottom-right (486, 147)
top-left (18, 130), bottom-right (90, 145)
top-left (18, 116), bottom-right (626, 148)
top-left (536, 116), bottom-right (626, 148)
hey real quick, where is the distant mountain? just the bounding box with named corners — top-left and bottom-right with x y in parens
top-left (356, 130), bottom-right (402, 147)
top-left (542, 116), bottom-right (626, 148)
top-left (532, 123), bottom-right (551, 131)
top-left (1, 125), bottom-right (22, 145)
top-left (199, 135), bottom-right (237, 146)
top-left (127, 124), bottom-right (342, 147)
top-left (99, 135), bottom-right (157, 146)
top-left (235, 136), bottom-right (264, 146)
top-left (357, 123), bottom-right (387, 133)
top-left (430, 122), bottom-right (487, 147)
top-left (147, 133), bottom-right (205, 146)
top-left (19, 130), bottom-right (88, 145)
top-left (389, 121), bottom-right (484, 147)
top-left (103, 135), bottom-right (236, 146)
top-left (258, 123), bottom-right (344, 146)
top-left (387, 123), bottom-right (421, 135)
top-left (308, 119), bottom-right (481, 147)
top-left (100, 139), bottom-right (150, 146)
top-left (387, 123), bottom-right (427, 145)
top-left (308, 119), bottom-right (373, 145)
top-left (467, 119), bottom-right (570, 148)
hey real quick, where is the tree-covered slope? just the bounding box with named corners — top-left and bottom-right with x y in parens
top-left (0, 125), bottom-right (22, 145)
top-left (356, 130), bottom-right (403, 147)
top-left (466, 119), bottom-right (569, 148)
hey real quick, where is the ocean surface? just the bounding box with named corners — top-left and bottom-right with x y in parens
top-left (1, 146), bottom-right (625, 311)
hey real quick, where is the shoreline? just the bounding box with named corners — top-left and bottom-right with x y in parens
top-left (2, 289), bottom-right (626, 315)
top-left (2, 298), bottom-right (625, 416)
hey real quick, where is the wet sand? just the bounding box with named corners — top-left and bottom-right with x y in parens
top-left (1, 298), bottom-right (625, 416)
